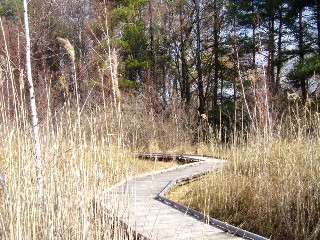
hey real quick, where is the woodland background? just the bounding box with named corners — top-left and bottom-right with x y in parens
top-left (1, 1), bottom-right (320, 239)
top-left (1, 0), bottom-right (320, 142)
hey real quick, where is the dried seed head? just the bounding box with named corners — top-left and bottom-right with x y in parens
top-left (287, 92), bottom-right (300, 102)
top-left (57, 37), bottom-right (75, 62)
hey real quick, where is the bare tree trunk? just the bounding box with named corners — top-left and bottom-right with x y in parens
top-left (317, 1), bottom-right (320, 53)
top-left (298, 9), bottom-right (307, 102)
top-left (267, 14), bottom-right (275, 96)
top-left (179, 2), bottom-right (191, 106)
top-left (275, 3), bottom-right (283, 92)
top-left (212, 0), bottom-right (219, 109)
top-left (194, 0), bottom-right (205, 116)
top-left (251, 0), bottom-right (256, 71)
top-left (23, 0), bottom-right (45, 208)
top-left (149, 0), bottom-right (156, 83)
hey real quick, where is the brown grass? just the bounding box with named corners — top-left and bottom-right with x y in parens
top-left (2, 25), bottom-right (319, 239)
top-left (0, 23), bottom-right (190, 239)
top-left (167, 127), bottom-right (320, 239)
top-left (0, 95), bottom-right (182, 239)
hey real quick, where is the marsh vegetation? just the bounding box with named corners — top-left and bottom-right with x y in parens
top-left (1, 0), bottom-right (320, 239)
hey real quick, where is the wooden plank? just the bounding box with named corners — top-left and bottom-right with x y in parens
top-left (100, 153), bottom-right (269, 240)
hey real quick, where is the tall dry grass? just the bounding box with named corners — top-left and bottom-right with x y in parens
top-left (0, 65), bottom-right (192, 239)
top-left (0, 35), bottom-right (187, 238)
top-left (167, 101), bottom-right (320, 240)
top-left (0, 99), bottom-right (186, 239)
top-left (0, 15), bottom-right (210, 239)
top-left (0, 98), bottom-right (125, 239)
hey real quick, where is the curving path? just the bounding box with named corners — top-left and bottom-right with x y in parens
top-left (100, 153), bottom-right (268, 240)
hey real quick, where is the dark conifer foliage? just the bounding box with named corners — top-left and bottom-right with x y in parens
top-left (1, 0), bottom-right (320, 134)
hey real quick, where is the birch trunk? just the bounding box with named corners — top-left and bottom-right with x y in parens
top-left (23, 0), bottom-right (45, 207)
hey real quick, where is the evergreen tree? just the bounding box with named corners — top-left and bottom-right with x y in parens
top-left (286, 0), bottom-right (319, 101)
top-left (112, 0), bottom-right (150, 83)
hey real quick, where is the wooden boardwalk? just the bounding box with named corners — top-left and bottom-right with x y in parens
top-left (100, 154), bottom-right (268, 240)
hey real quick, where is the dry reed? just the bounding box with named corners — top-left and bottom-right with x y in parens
top-left (167, 106), bottom-right (320, 240)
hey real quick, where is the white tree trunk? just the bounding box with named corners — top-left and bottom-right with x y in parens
top-left (23, 0), bottom-right (45, 207)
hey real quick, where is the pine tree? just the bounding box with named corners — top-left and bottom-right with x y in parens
top-left (286, 0), bottom-right (318, 101)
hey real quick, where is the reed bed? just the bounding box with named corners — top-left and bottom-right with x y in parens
top-left (1, 33), bottom-right (319, 239)
top-left (167, 108), bottom-right (320, 240)
top-left (0, 94), bottom-right (181, 239)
